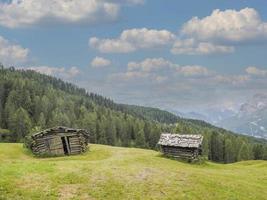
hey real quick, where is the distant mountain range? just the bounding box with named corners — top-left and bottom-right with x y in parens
top-left (218, 94), bottom-right (267, 139)
top-left (173, 94), bottom-right (267, 139)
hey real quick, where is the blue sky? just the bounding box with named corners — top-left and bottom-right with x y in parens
top-left (0, 0), bottom-right (267, 114)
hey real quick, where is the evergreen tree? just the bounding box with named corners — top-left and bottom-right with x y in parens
top-left (49, 109), bottom-right (70, 127)
top-left (10, 107), bottom-right (32, 142)
top-left (237, 142), bottom-right (250, 161)
top-left (263, 147), bottom-right (267, 160)
top-left (135, 129), bottom-right (146, 148)
top-left (224, 139), bottom-right (235, 163)
top-left (253, 144), bottom-right (264, 160)
top-left (37, 112), bottom-right (46, 129)
top-left (209, 132), bottom-right (224, 162)
top-left (106, 117), bottom-right (116, 146)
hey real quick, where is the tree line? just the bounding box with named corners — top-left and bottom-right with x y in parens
top-left (0, 65), bottom-right (267, 163)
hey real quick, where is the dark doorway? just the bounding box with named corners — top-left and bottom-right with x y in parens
top-left (61, 137), bottom-right (70, 155)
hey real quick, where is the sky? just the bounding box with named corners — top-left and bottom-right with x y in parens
top-left (0, 0), bottom-right (267, 114)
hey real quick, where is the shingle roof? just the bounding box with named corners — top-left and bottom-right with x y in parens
top-left (31, 126), bottom-right (89, 139)
top-left (158, 133), bottom-right (203, 148)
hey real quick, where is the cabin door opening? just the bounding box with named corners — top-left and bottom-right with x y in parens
top-left (61, 137), bottom-right (70, 155)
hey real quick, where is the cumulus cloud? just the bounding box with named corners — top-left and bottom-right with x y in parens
top-left (0, 0), bottom-right (144, 28)
top-left (67, 66), bottom-right (80, 77)
top-left (109, 0), bottom-right (145, 5)
top-left (91, 56), bottom-right (111, 68)
top-left (109, 70), bottom-right (150, 81)
top-left (110, 58), bottom-right (176, 82)
top-left (171, 8), bottom-right (267, 55)
top-left (26, 66), bottom-right (80, 78)
top-left (89, 8), bottom-right (266, 55)
top-left (127, 58), bottom-right (212, 77)
top-left (171, 38), bottom-right (234, 55)
top-left (0, 35), bottom-right (29, 65)
top-left (178, 65), bottom-right (212, 77)
top-left (127, 57), bottom-right (178, 72)
top-left (213, 75), bottom-right (250, 85)
top-left (90, 37), bottom-right (135, 53)
top-left (246, 66), bottom-right (267, 76)
top-left (84, 59), bottom-right (267, 113)
top-left (154, 75), bottom-right (168, 83)
top-left (89, 28), bottom-right (176, 53)
top-left (110, 58), bottom-right (214, 84)
top-left (181, 8), bottom-right (267, 43)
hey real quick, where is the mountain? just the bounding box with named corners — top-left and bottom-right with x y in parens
top-left (0, 67), bottom-right (267, 163)
top-left (201, 108), bottom-right (236, 124)
top-left (170, 109), bottom-right (236, 126)
top-left (178, 111), bottom-right (209, 122)
top-left (219, 94), bottom-right (267, 139)
top-left (1, 143), bottom-right (267, 200)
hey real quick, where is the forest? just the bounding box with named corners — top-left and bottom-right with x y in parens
top-left (0, 65), bottom-right (267, 163)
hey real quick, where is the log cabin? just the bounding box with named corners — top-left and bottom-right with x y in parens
top-left (29, 126), bottom-right (89, 156)
top-left (158, 133), bottom-right (203, 161)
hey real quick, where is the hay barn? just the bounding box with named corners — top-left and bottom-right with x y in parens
top-left (158, 133), bottom-right (203, 160)
top-left (29, 126), bottom-right (89, 156)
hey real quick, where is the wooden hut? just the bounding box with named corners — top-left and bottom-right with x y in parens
top-left (158, 133), bottom-right (203, 161)
top-left (29, 126), bottom-right (89, 156)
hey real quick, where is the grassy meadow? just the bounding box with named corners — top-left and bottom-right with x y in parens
top-left (0, 143), bottom-right (266, 200)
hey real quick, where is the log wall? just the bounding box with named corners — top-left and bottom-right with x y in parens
top-left (161, 145), bottom-right (200, 160)
top-left (31, 132), bottom-right (88, 156)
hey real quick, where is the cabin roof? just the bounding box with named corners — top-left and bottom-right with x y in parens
top-left (158, 133), bottom-right (203, 148)
top-left (31, 126), bottom-right (89, 139)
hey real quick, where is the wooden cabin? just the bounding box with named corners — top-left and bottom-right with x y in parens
top-left (158, 133), bottom-right (203, 161)
top-left (29, 126), bottom-right (89, 156)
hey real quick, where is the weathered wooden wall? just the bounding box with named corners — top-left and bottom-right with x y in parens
top-left (68, 134), bottom-right (88, 155)
top-left (31, 132), bottom-right (88, 156)
top-left (161, 145), bottom-right (200, 160)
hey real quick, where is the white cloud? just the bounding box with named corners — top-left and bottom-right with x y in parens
top-left (89, 8), bottom-right (267, 55)
top-left (246, 66), bottom-right (267, 76)
top-left (90, 37), bottom-right (135, 53)
top-left (26, 66), bottom-right (65, 75)
top-left (0, 0), bottom-right (143, 28)
top-left (110, 58), bottom-right (178, 81)
top-left (213, 75), bottom-right (250, 85)
top-left (110, 58), bottom-right (214, 84)
top-left (155, 75), bottom-right (167, 83)
top-left (109, 0), bottom-right (145, 5)
top-left (67, 66), bottom-right (80, 77)
top-left (109, 71), bottom-right (150, 81)
top-left (181, 8), bottom-right (267, 43)
top-left (171, 8), bottom-right (267, 55)
top-left (178, 65), bottom-right (212, 77)
top-left (91, 56), bottom-right (111, 68)
top-left (127, 58), bottom-right (212, 78)
top-left (89, 28), bottom-right (176, 53)
top-left (26, 66), bottom-right (80, 78)
top-left (85, 58), bottom-right (267, 112)
top-left (171, 38), bottom-right (234, 55)
top-left (0, 35), bottom-right (29, 65)
top-left (127, 57), bottom-right (178, 72)
top-left (120, 28), bottom-right (175, 48)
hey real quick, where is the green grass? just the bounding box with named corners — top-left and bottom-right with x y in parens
top-left (0, 144), bottom-right (266, 200)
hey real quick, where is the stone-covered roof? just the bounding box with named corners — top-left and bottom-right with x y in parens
top-left (158, 133), bottom-right (203, 148)
top-left (31, 126), bottom-right (89, 139)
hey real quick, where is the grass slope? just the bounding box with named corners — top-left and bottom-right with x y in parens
top-left (0, 144), bottom-right (266, 200)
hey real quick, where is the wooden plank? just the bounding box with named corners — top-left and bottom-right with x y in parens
top-left (48, 137), bottom-right (64, 155)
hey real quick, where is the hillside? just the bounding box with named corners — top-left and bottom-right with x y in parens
top-left (1, 67), bottom-right (267, 164)
top-left (0, 143), bottom-right (266, 200)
